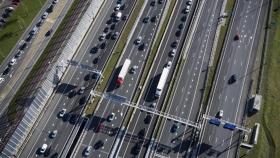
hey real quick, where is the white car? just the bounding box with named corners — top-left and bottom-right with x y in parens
top-left (114, 4), bottom-right (121, 11)
top-left (169, 49), bottom-right (176, 57)
top-left (59, 109), bottom-right (66, 118)
top-left (184, 5), bottom-right (191, 13)
top-left (41, 12), bottom-right (48, 19)
top-left (9, 58), bottom-right (16, 66)
top-left (84, 146), bottom-right (92, 157)
top-left (40, 144), bottom-right (48, 153)
top-left (0, 77), bottom-right (4, 84)
top-left (53, 0), bottom-right (59, 4)
top-left (107, 113), bottom-right (115, 122)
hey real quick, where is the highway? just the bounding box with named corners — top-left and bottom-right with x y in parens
top-left (0, 0), bottom-right (73, 114)
top-left (115, 0), bottom-right (199, 157)
top-left (197, 0), bottom-right (268, 157)
top-left (72, 0), bottom-right (167, 157)
top-left (18, 0), bottom-right (136, 157)
top-left (150, 0), bottom-right (224, 157)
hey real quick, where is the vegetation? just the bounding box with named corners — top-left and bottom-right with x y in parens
top-left (0, 0), bottom-right (46, 64)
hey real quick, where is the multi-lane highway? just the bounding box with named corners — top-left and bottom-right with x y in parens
top-left (72, 0), bottom-right (167, 157)
top-left (197, 0), bottom-right (268, 157)
top-left (116, 0), bottom-right (199, 157)
top-left (149, 0), bottom-right (224, 157)
top-left (18, 0), bottom-right (136, 157)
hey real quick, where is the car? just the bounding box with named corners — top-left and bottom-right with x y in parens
top-left (41, 12), bottom-right (48, 19)
top-left (94, 140), bottom-right (104, 149)
top-left (114, 4), bottom-right (121, 11)
top-left (171, 40), bottom-right (179, 48)
top-left (169, 49), bottom-right (176, 57)
top-left (93, 57), bottom-right (99, 64)
top-left (178, 23), bottom-right (184, 29)
top-left (103, 27), bottom-right (109, 33)
top-left (175, 30), bottom-right (182, 37)
top-left (166, 61), bottom-right (172, 67)
top-left (234, 33), bottom-right (240, 40)
top-left (99, 33), bottom-right (106, 41)
top-left (132, 143), bottom-right (141, 155)
top-left (117, 0), bottom-right (122, 4)
top-left (47, 4), bottom-right (54, 13)
top-left (100, 41), bottom-right (107, 49)
top-left (111, 32), bottom-right (119, 40)
top-left (170, 123), bottom-right (179, 133)
top-left (30, 27), bottom-right (38, 35)
top-left (5, 7), bottom-right (14, 13)
top-left (50, 130), bottom-right (57, 138)
top-left (135, 36), bottom-right (142, 45)
top-left (120, 4), bottom-right (126, 10)
top-left (53, 0), bottom-right (59, 4)
top-left (70, 114), bottom-right (79, 124)
top-left (151, 1), bottom-right (156, 6)
top-left (78, 86), bottom-right (85, 94)
top-left (45, 29), bottom-right (53, 36)
top-left (2, 67), bottom-right (11, 76)
top-left (51, 153), bottom-right (59, 158)
top-left (181, 16), bottom-right (187, 22)
top-left (84, 146), bottom-right (92, 156)
top-left (9, 58), bottom-right (16, 66)
top-left (36, 19), bottom-right (44, 27)
top-left (15, 51), bottom-right (23, 58)
top-left (138, 43), bottom-right (146, 51)
top-left (158, 0), bottom-right (163, 4)
top-left (138, 129), bottom-right (145, 139)
top-left (186, 0), bottom-right (192, 5)
top-left (90, 46), bottom-right (98, 54)
top-left (183, 5), bottom-right (191, 14)
top-left (62, 113), bottom-right (71, 122)
top-left (0, 18), bottom-right (6, 24)
top-left (122, 15), bottom-right (128, 20)
top-left (40, 144), bottom-right (48, 153)
top-left (144, 115), bottom-right (152, 124)
top-left (26, 34), bottom-right (33, 42)
top-left (110, 23), bottom-right (116, 30)
top-left (151, 16), bottom-right (157, 22)
top-left (150, 102), bottom-right (156, 108)
top-left (106, 32), bottom-right (112, 39)
top-left (68, 90), bottom-right (76, 98)
top-left (58, 109), bottom-right (66, 118)
top-left (107, 113), bottom-right (115, 122)
top-left (228, 74), bottom-right (237, 84)
top-left (0, 77), bottom-right (4, 84)
top-left (216, 110), bottom-right (224, 119)
top-left (143, 16), bottom-right (150, 23)
top-left (130, 65), bottom-right (137, 74)
top-left (19, 42), bottom-right (27, 50)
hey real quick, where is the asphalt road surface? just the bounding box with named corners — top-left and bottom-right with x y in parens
top-left (116, 0), bottom-right (199, 157)
top-left (197, 0), bottom-right (268, 157)
top-left (18, 0), bottom-right (135, 157)
top-left (151, 0), bottom-right (224, 158)
top-left (71, 0), bottom-right (167, 157)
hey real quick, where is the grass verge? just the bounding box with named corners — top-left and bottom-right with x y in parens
top-left (201, 0), bottom-right (236, 108)
top-left (0, 0), bottom-right (46, 64)
top-left (239, 0), bottom-right (280, 157)
top-left (84, 0), bottom-right (145, 116)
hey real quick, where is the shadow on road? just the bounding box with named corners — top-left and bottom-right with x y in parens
top-left (143, 73), bottom-right (161, 102)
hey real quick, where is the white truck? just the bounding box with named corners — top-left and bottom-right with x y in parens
top-left (116, 59), bottom-right (131, 85)
top-left (155, 66), bottom-right (170, 98)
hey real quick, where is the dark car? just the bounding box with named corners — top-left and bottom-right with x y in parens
top-left (228, 74), bottom-right (237, 84)
top-left (151, 16), bottom-right (157, 23)
top-left (47, 4), bottom-right (54, 13)
top-left (144, 115), bottom-right (152, 124)
top-left (70, 114), bottom-right (79, 124)
top-left (62, 113), bottom-right (71, 122)
top-left (158, 0), bottom-right (163, 4)
top-left (234, 33), bottom-right (240, 40)
top-left (26, 34), bottom-right (33, 42)
top-left (93, 57), bottom-right (99, 64)
top-left (103, 27), bottom-right (109, 33)
top-left (122, 15), bottom-right (128, 21)
top-left (132, 143), bottom-right (141, 155)
top-left (19, 42), bottom-right (27, 50)
top-left (150, 1), bottom-right (156, 6)
top-left (171, 40), bottom-right (178, 48)
top-left (181, 16), bottom-right (187, 22)
top-left (2, 67), bottom-right (11, 76)
top-left (138, 43), bottom-right (146, 51)
top-left (51, 153), bottom-right (58, 158)
top-left (175, 30), bottom-right (182, 37)
top-left (68, 90), bottom-right (76, 98)
top-left (170, 123), bottom-right (179, 133)
top-left (90, 46), bottom-right (99, 54)
top-left (178, 23), bottom-right (184, 29)
top-left (36, 19), bottom-right (44, 27)
top-left (100, 41), bottom-right (107, 49)
top-left (138, 129), bottom-right (145, 139)
top-left (15, 51), bottom-right (23, 58)
top-left (110, 24), bottom-right (116, 30)
top-left (45, 29), bottom-right (53, 36)
top-left (94, 140), bottom-right (104, 149)
top-left (143, 17), bottom-right (149, 23)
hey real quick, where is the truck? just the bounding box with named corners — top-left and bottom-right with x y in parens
top-left (116, 59), bottom-right (131, 85)
top-left (155, 67), bottom-right (170, 98)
